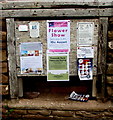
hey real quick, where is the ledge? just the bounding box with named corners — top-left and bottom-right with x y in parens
top-left (3, 94), bottom-right (113, 111)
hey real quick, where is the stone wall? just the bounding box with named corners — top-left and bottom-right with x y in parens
top-left (107, 17), bottom-right (113, 99)
top-left (0, 18), bottom-right (9, 96)
top-left (2, 99), bottom-right (113, 120)
top-left (2, 108), bottom-right (113, 120)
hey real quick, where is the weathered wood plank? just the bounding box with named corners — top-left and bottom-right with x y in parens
top-left (0, 85), bottom-right (9, 95)
top-left (1, 2), bottom-right (113, 9)
top-left (92, 76), bottom-right (97, 97)
top-left (0, 74), bottom-right (8, 84)
top-left (1, 9), bottom-right (99, 17)
top-left (99, 8), bottom-right (113, 16)
top-left (1, 8), bottom-right (112, 18)
top-left (2, 8), bottom-right (113, 18)
top-left (97, 17), bottom-right (108, 99)
top-left (6, 18), bottom-right (19, 98)
top-left (18, 78), bottom-right (23, 97)
top-left (0, 50), bottom-right (7, 61)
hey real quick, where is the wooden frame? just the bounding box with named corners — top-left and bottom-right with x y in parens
top-left (6, 18), bottom-right (19, 98)
top-left (97, 17), bottom-right (108, 99)
top-left (4, 4), bottom-right (110, 98)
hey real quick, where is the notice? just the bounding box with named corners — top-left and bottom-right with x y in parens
top-left (77, 22), bottom-right (94, 46)
top-left (77, 47), bottom-right (94, 58)
top-left (20, 42), bottom-right (43, 74)
top-left (47, 53), bottom-right (69, 81)
top-left (77, 58), bottom-right (93, 80)
top-left (29, 22), bottom-right (39, 38)
top-left (47, 20), bottom-right (70, 52)
top-left (18, 25), bottom-right (28, 32)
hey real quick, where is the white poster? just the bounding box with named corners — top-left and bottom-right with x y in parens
top-left (20, 42), bottom-right (43, 74)
top-left (47, 20), bottom-right (70, 52)
top-left (77, 47), bottom-right (94, 58)
top-left (18, 25), bottom-right (28, 32)
top-left (77, 22), bottom-right (94, 46)
top-left (78, 58), bottom-right (93, 80)
top-left (47, 53), bottom-right (69, 81)
top-left (29, 22), bottom-right (39, 38)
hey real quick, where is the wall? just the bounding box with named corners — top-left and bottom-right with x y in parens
top-left (0, 18), bottom-right (9, 96)
top-left (107, 17), bottom-right (113, 99)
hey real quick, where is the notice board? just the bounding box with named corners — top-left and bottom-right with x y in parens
top-left (15, 19), bottom-right (99, 77)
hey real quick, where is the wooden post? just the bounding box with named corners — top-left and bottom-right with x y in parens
top-left (18, 78), bottom-right (23, 97)
top-left (97, 17), bottom-right (108, 100)
top-left (6, 18), bottom-right (19, 98)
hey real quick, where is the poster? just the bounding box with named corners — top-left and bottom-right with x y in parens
top-left (47, 53), bottom-right (69, 81)
top-left (29, 22), bottom-right (39, 38)
top-left (77, 47), bottom-right (94, 58)
top-left (77, 58), bottom-right (93, 80)
top-left (47, 20), bottom-right (70, 52)
top-left (77, 22), bottom-right (94, 46)
top-left (20, 42), bottom-right (43, 74)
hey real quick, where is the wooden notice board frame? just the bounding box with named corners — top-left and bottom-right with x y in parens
top-left (4, 7), bottom-right (109, 98)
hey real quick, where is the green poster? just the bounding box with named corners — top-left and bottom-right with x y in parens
top-left (47, 53), bottom-right (69, 81)
top-left (49, 56), bottom-right (67, 70)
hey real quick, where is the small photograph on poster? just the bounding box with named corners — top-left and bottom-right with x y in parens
top-left (77, 58), bottom-right (93, 80)
top-left (47, 53), bottom-right (69, 81)
top-left (47, 20), bottom-right (70, 52)
top-left (77, 22), bottom-right (94, 46)
top-left (20, 42), bottom-right (43, 74)
top-left (77, 47), bottom-right (94, 58)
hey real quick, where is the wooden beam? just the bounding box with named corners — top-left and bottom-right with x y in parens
top-left (6, 18), bottom-right (19, 98)
top-left (1, 8), bottom-right (113, 18)
top-left (97, 17), bottom-right (108, 100)
top-left (1, 2), bottom-right (113, 9)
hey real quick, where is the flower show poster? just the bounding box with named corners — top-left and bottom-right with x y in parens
top-left (47, 20), bottom-right (70, 52)
top-left (20, 42), bottom-right (43, 74)
top-left (47, 53), bottom-right (69, 81)
top-left (77, 58), bottom-right (93, 80)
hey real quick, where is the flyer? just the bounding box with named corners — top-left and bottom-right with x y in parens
top-left (18, 25), bottom-right (28, 32)
top-left (20, 42), bottom-right (43, 74)
top-left (77, 58), bottom-right (93, 80)
top-left (47, 53), bottom-right (69, 81)
top-left (29, 22), bottom-right (39, 38)
top-left (77, 47), bottom-right (94, 58)
top-left (77, 22), bottom-right (94, 46)
top-left (47, 20), bottom-right (70, 52)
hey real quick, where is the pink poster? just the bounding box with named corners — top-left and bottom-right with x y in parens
top-left (47, 20), bottom-right (70, 52)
